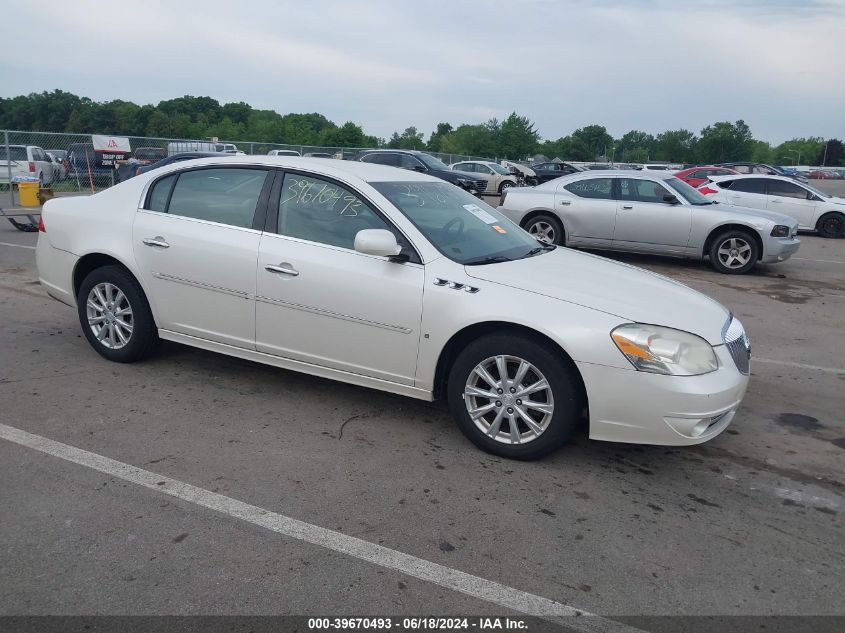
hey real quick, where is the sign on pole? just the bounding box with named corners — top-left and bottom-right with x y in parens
top-left (91, 135), bottom-right (131, 167)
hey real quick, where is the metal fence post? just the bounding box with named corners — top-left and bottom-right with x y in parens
top-left (5, 130), bottom-right (13, 206)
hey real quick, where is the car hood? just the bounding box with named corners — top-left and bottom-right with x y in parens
top-left (824, 196), bottom-right (845, 206)
top-left (708, 202), bottom-right (797, 226)
top-left (464, 248), bottom-right (729, 345)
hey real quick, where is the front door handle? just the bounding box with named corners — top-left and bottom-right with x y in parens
top-left (559, 200), bottom-right (571, 206)
top-left (621, 204), bottom-right (633, 210)
top-left (142, 236), bottom-right (169, 248)
top-left (265, 263), bottom-right (299, 277)
top-left (770, 199), bottom-right (782, 203)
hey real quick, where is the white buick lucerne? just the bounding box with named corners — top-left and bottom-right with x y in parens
top-left (36, 156), bottom-right (750, 459)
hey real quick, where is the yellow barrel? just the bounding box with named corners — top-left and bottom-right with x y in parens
top-left (18, 181), bottom-right (40, 207)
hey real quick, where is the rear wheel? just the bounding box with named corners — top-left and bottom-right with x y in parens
top-left (709, 230), bottom-right (759, 274)
top-left (447, 334), bottom-right (583, 460)
top-left (77, 265), bottom-right (159, 362)
top-left (523, 214), bottom-right (563, 245)
top-left (816, 212), bottom-right (844, 238)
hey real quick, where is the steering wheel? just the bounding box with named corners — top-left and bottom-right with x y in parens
top-left (442, 217), bottom-right (465, 236)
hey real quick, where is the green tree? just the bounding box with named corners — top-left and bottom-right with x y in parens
top-left (696, 120), bottom-right (753, 163)
top-left (652, 129), bottom-right (697, 163)
top-left (320, 121), bottom-right (369, 147)
top-left (426, 122), bottom-right (453, 152)
top-left (615, 130), bottom-right (656, 163)
top-left (773, 137), bottom-right (824, 167)
top-left (815, 139), bottom-right (844, 167)
top-left (495, 112), bottom-right (539, 159)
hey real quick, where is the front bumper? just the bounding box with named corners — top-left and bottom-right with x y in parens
top-left (761, 236), bottom-right (800, 263)
top-left (577, 345), bottom-right (749, 445)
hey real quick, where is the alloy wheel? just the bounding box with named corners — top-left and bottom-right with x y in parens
top-left (717, 237), bottom-right (752, 269)
top-left (463, 355), bottom-right (555, 445)
top-left (86, 282), bottom-right (134, 349)
top-left (528, 221), bottom-right (555, 244)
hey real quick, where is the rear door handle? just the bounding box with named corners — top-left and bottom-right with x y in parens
top-left (621, 204), bottom-right (633, 210)
top-left (559, 200), bottom-right (571, 206)
top-left (265, 263), bottom-right (299, 277)
top-left (770, 199), bottom-right (782, 203)
top-left (142, 236), bottom-right (169, 248)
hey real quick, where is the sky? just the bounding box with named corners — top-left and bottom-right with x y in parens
top-left (2, 0), bottom-right (844, 145)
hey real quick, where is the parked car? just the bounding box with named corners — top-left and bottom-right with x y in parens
top-left (530, 162), bottom-right (584, 183)
top-left (498, 170), bottom-right (800, 274)
top-left (67, 143), bottom-right (114, 183)
top-left (36, 156), bottom-right (751, 459)
top-left (134, 152), bottom-right (230, 177)
top-left (133, 147), bottom-right (167, 165)
top-left (640, 164), bottom-right (672, 172)
top-left (46, 149), bottom-right (70, 180)
top-left (716, 162), bottom-right (808, 183)
top-left (450, 160), bottom-right (518, 194)
top-left (304, 152), bottom-right (333, 158)
top-left (268, 149), bottom-right (301, 156)
top-left (500, 161), bottom-right (538, 186)
top-left (674, 166), bottom-right (739, 188)
top-left (358, 149), bottom-right (486, 194)
top-left (808, 169), bottom-right (843, 180)
top-left (44, 152), bottom-right (64, 183)
top-left (698, 174), bottom-right (845, 238)
top-left (0, 145), bottom-right (56, 186)
top-left (166, 141), bottom-right (239, 155)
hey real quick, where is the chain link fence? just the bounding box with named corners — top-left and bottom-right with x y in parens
top-left (1, 129), bottom-right (496, 210)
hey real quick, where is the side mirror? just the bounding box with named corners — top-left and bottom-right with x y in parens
top-left (354, 229), bottom-right (402, 258)
top-left (410, 164), bottom-right (426, 172)
top-left (662, 194), bottom-right (680, 204)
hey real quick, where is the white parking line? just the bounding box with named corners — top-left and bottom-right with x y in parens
top-left (0, 422), bottom-right (639, 633)
top-left (755, 357), bottom-right (845, 375)
top-left (792, 257), bottom-right (845, 265)
top-left (0, 241), bottom-right (36, 250)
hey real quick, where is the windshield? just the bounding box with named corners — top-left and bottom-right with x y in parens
top-left (489, 163), bottom-right (510, 175)
top-left (418, 153), bottom-right (450, 171)
top-left (664, 177), bottom-right (712, 205)
top-left (371, 181), bottom-right (548, 265)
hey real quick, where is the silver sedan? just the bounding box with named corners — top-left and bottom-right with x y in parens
top-left (498, 170), bottom-right (801, 274)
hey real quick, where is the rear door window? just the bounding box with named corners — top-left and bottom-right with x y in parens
top-left (564, 178), bottom-right (615, 199)
top-left (164, 168), bottom-right (269, 228)
top-left (729, 178), bottom-right (767, 194)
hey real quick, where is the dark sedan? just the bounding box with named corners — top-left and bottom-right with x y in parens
top-left (530, 161), bottom-right (584, 183)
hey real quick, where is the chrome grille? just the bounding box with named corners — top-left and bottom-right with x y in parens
top-left (723, 317), bottom-right (751, 375)
top-left (475, 178), bottom-right (488, 192)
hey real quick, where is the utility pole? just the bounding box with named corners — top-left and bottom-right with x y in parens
top-left (822, 140), bottom-right (829, 166)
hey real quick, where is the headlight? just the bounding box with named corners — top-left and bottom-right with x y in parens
top-left (770, 225), bottom-right (790, 237)
top-left (611, 324), bottom-right (718, 376)
top-left (455, 177), bottom-right (472, 187)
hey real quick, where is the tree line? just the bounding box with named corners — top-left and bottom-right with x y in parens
top-left (1, 90), bottom-right (841, 166)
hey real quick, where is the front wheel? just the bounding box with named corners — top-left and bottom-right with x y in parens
top-left (816, 212), bottom-right (844, 238)
top-left (523, 214), bottom-right (563, 245)
top-left (498, 180), bottom-right (513, 194)
top-left (447, 334), bottom-right (583, 460)
top-left (77, 265), bottom-right (159, 362)
top-left (709, 230), bottom-right (759, 274)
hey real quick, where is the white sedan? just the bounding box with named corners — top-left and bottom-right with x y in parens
top-left (36, 156), bottom-right (750, 459)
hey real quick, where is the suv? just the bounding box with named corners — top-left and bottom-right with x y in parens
top-left (450, 160), bottom-right (518, 194)
top-left (67, 143), bottom-right (114, 182)
top-left (358, 150), bottom-right (486, 194)
top-left (0, 145), bottom-right (56, 185)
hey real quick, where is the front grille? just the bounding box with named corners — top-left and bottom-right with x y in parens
top-left (723, 317), bottom-right (751, 375)
top-left (475, 179), bottom-right (488, 192)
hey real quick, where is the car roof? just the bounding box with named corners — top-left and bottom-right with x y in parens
top-left (146, 155), bottom-right (435, 183)
top-left (707, 173), bottom-right (795, 182)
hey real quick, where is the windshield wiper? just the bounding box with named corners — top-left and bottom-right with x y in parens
top-left (524, 243), bottom-right (556, 257)
top-left (464, 255), bottom-right (514, 266)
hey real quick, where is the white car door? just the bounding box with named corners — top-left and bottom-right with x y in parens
top-left (613, 178), bottom-right (692, 251)
top-left (721, 178), bottom-right (768, 210)
top-left (765, 179), bottom-right (817, 229)
top-left (132, 166), bottom-right (271, 348)
top-left (255, 171), bottom-right (424, 385)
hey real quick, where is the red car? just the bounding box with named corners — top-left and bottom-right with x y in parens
top-left (674, 166), bottom-right (738, 188)
top-left (808, 170), bottom-right (842, 180)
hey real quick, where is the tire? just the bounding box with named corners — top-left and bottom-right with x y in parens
top-left (77, 265), bottom-right (159, 363)
top-left (816, 212), bottom-right (845, 238)
top-left (523, 213), bottom-right (563, 245)
top-left (446, 333), bottom-right (583, 460)
top-left (708, 229), bottom-right (759, 274)
top-left (498, 180), bottom-right (514, 194)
